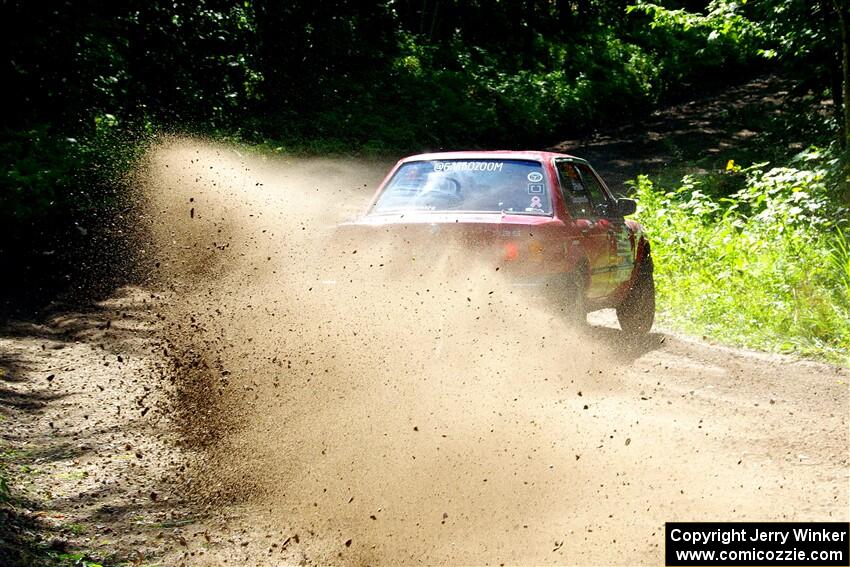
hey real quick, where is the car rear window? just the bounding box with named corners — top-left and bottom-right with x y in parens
top-left (371, 159), bottom-right (552, 215)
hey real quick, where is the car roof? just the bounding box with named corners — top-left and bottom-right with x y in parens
top-left (399, 150), bottom-right (585, 163)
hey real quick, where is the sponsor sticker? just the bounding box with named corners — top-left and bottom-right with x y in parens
top-left (528, 183), bottom-right (544, 194)
top-left (527, 171), bottom-right (543, 182)
top-left (433, 161), bottom-right (504, 172)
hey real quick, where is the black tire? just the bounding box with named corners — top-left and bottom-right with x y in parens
top-left (562, 269), bottom-right (588, 327)
top-left (616, 252), bottom-right (655, 335)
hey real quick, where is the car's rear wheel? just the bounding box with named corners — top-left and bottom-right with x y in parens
top-left (616, 252), bottom-right (655, 334)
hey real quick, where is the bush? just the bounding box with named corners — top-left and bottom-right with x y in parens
top-left (627, 0), bottom-right (765, 92)
top-left (296, 30), bottom-right (668, 149)
top-left (0, 116), bottom-right (148, 306)
top-left (632, 149), bottom-right (850, 362)
top-left (1, 116), bottom-right (144, 230)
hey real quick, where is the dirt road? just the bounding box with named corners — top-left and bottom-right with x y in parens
top-left (1, 133), bottom-right (847, 566)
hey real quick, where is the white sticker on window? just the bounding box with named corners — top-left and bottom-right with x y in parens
top-left (527, 196), bottom-right (544, 211)
top-left (527, 171), bottom-right (543, 182)
top-left (433, 161), bottom-right (504, 172)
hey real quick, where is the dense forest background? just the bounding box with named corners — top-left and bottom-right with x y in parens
top-left (2, 0), bottom-right (849, 358)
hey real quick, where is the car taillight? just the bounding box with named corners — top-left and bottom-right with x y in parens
top-left (502, 240), bottom-right (545, 262)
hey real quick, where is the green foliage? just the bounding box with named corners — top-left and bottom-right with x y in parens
top-left (627, 0), bottom-right (765, 90)
top-left (0, 117), bottom-right (145, 251)
top-left (747, 0), bottom-right (840, 63)
top-left (297, 28), bottom-right (673, 149)
top-left (832, 227), bottom-right (850, 299)
top-left (632, 149), bottom-right (850, 362)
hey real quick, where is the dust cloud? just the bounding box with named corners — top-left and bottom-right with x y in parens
top-left (136, 138), bottom-right (647, 564)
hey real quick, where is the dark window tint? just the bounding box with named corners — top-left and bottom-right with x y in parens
top-left (556, 161), bottom-right (608, 217)
top-left (576, 164), bottom-right (611, 215)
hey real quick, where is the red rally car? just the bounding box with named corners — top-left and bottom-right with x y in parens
top-left (344, 151), bottom-right (655, 333)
